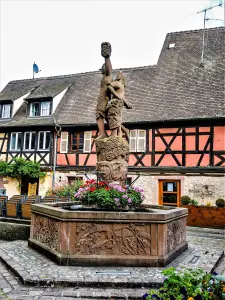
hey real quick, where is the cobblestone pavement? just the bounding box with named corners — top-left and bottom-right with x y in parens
top-left (0, 227), bottom-right (224, 300)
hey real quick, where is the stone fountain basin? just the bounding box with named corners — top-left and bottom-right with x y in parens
top-left (29, 202), bottom-right (188, 267)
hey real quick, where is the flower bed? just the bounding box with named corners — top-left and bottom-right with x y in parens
top-left (75, 179), bottom-right (144, 209)
top-left (182, 205), bottom-right (225, 229)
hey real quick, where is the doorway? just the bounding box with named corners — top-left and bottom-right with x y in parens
top-left (158, 180), bottom-right (180, 207)
top-left (21, 176), bottom-right (38, 196)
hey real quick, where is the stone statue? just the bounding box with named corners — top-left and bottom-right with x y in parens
top-left (96, 43), bottom-right (132, 140)
top-left (95, 42), bottom-right (113, 140)
top-left (107, 71), bottom-right (132, 138)
top-left (95, 42), bottom-right (132, 183)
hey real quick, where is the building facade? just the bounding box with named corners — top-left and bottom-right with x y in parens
top-left (0, 27), bottom-right (224, 205)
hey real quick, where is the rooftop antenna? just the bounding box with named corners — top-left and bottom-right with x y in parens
top-left (33, 62), bottom-right (41, 79)
top-left (195, 2), bottom-right (223, 64)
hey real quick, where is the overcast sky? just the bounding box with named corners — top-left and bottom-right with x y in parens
top-left (0, 0), bottom-right (224, 90)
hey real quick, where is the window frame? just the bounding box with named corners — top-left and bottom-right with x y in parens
top-left (129, 129), bottom-right (146, 153)
top-left (29, 101), bottom-right (51, 117)
top-left (30, 102), bottom-right (40, 117)
top-left (23, 132), bottom-right (36, 151)
top-left (41, 101), bottom-right (50, 116)
top-left (70, 132), bottom-right (85, 152)
top-left (37, 131), bottom-right (50, 151)
top-left (1, 104), bottom-right (11, 119)
top-left (9, 132), bottom-right (22, 151)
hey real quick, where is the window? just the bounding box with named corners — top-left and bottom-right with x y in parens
top-left (169, 43), bottom-right (175, 49)
top-left (71, 133), bottom-right (84, 151)
top-left (126, 177), bottom-right (133, 186)
top-left (41, 102), bottom-right (50, 116)
top-left (38, 131), bottom-right (50, 150)
top-left (10, 132), bottom-right (22, 151)
top-left (30, 101), bottom-right (51, 117)
top-left (30, 103), bottom-right (40, 116)
top-left (68, 176), bottom-right (83, 185)
top-left (24, 132), bottom-right (36, 150)
top-left (1, 104), bottom-right (11, 118)
top-left (129, 130), bottom-right (146, 152)
top-left (60, 132), bottom-right (68, 153)
top-left (70, 131), bottom-right (92, 152)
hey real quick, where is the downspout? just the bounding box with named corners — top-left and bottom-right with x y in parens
top-left (52, 119), bottom-right (61, 191)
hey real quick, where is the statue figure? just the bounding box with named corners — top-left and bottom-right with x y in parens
top-left (95, 42), bottom-right (132, 183)
top-left (95, 42), bottom-right (113, 140)
top-left (107, 71), bottom-right (132, 137)
top-left (96, 43), bottom-right (132, 140)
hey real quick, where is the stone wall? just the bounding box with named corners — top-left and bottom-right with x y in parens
top-left (183, 176), bottom-right (225, 205)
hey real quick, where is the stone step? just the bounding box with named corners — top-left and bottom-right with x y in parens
top-left (7, 287), bottom-right (149, 299)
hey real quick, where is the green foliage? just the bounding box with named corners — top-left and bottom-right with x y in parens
top-left (181, 195), bottom-right (191, 205)
top-left (75, 180), bottom-right (144, 209)
top-left (189, 199), bottom-right (199, 206)
top-left (46, 180), bottom-right (83, 200)
top-left (215, 198), bottom-right (225, 208)
top-left (0, 158), bottom-right (46, 180)
top-left (143, 267), bottom-right (225, 300)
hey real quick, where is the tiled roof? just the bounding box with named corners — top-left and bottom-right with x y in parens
top-left (0, 27), bottom-right (224, 128)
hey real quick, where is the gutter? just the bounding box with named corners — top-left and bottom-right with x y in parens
top-left (52, 119), bottom-right (61, 190)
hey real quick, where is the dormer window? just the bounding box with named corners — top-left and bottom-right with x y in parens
top-left (0, 104), bottom-right (11, 119)
top-left (30, 101), bottom-right (51, 117)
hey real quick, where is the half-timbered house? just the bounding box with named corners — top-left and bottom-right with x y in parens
top-left (0, 27), bottom-right (224, 205)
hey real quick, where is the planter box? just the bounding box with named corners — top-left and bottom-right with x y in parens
top-left (182, 205), bottom-right (225, 229)
top-left (29, 203), bottom-right (188, 267)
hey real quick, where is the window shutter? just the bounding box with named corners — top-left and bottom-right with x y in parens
top-left (60, 132), bottom-right (68, 153)
top-left (83, 131), bottom-right (92, 153)
top-left (129, 130), bottom-right (137, 152)
top-left (137, 130), bottom-right (146, 152)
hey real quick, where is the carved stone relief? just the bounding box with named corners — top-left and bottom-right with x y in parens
top-left (167, 218), bottom-right (186, 252)
top-left (32, 214), bottom-right (59, 251)
top-left (74, 222), bottom-right (151, 256)
top-left (95, 136), bottom-right (129, 182)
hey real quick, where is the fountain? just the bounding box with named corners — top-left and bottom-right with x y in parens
top-left (29, 43), bottom-right (188, 266)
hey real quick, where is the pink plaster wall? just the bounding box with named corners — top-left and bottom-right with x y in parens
top-left (213, 127), bottom-right (225, 151)
top-left (57, 154), bottom-right (67, 165)
top-left (155, 154), bottom-right (182, 166)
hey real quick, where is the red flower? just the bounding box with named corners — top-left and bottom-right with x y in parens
top-left (105, 187), bottom-right (110, 191)
top-left (89, 187), bottom-right (96, 192)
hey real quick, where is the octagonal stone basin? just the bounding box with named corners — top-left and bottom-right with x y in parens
top-left (29, 202), bottom-right (188, 267)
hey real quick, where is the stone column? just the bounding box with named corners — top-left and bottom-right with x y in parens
top-left (95, 136), bottom-right (129, 184)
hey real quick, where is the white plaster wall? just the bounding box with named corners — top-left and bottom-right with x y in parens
top-left (12, 91), bottom-right (31, 116)
top-left (38, 172), bottom-right (53, 197)
top-left (4, 177), bottom-right (20, 198)
top-left (52, 87), bottom-right (69, 113)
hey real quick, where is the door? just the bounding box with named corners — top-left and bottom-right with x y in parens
top-left (21, 176), bottom-right (29, 195)
top-left (159, 180), bottom-right (180, 207)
